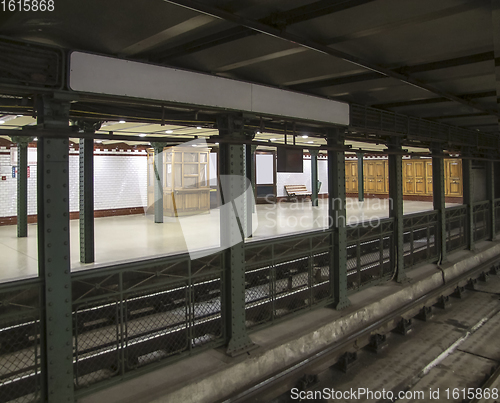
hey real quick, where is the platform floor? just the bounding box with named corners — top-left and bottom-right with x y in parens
top-left (0, 198), bottom-right (458, 282)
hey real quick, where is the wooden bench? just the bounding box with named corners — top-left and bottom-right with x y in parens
top-left (284, 185), bottom-right (312, 201)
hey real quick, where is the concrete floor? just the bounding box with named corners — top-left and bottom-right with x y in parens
top-left (0, 198), bottom-right (458, 282)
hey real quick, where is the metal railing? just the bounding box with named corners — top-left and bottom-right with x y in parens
top-left (445, 205), bottom-right (467, 253)
top-left (403, 210), bottom-right (438, 269)
top-left (0, 279), bottom-right (42, 403)
top-left (244, 231), bottom-right (332, 330)
top-left (346, 218), bottom-right (394, 292)
top-left (472, 201), bottom-right (491, 242)
top-left (71, 251), bottom-right (225, 391)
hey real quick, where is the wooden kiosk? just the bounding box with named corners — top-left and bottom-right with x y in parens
top-left (147, 146), bottom-right (210, 216)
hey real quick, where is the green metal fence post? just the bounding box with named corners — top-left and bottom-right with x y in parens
top-left (11, 136), bottom-right (33, 237)
top-left (388, 138), bottom-right (405, 282)
top-left (76, 121), bottom-right (100, 264)
top-left (310, 149), bottom-right (319, 207)
top-left (432, 145), bottom-right (447, 263)
top-left (217, 114), bottom-right (256, 356)
top-left (245, 142), bottom-right (254, 236)
top-left (327, 128), bottom-right (350, 310)
top-left (487, 159), bottom-right (496, 240)
top-left (151, 142), bottom-right (167, 223)
top-left (356, 152), bottom-right (364, 202)
top-left (36, 96), bottom-right (74, 403)
top-left (462, 157), bottom-right (474, 250)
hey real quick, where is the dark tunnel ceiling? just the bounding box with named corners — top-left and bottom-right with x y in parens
top-left (0, 0), bottom-right (499, 134)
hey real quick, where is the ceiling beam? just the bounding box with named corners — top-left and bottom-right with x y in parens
top-left (371, 91), bottom-right (496, 109)
top-left (164, 0), bottom-right (499, 118)
top-left (288, 52), bottom-right (495, 91)
top-left (153, 0), bottom-right (375, 61)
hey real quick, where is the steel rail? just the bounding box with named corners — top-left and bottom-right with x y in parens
top-left (222, 253), bottom-right (500, 402)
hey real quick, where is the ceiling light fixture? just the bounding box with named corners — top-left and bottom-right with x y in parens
top-left (165, 130), bottom-right (173, 134)
top-left (196, 126), bottom-right (202, 129)
top-left (307, 141), bottom-right (314, 144)
top-left (270, 138), bottom-right (277, 141)
top-left (119, 120), bottom-right (126, 124)
top-left (33, 137), bottom-right (38, 141)
top-left (139, 134), bottom-right (147, 137)
top-left (256, 131), bottom-right (261, 134)
top-left (302, 135), bottom-right (308, 138)
top-left (0, 121), bottom-right (5, 124)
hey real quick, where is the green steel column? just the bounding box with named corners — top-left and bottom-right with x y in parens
top-left (462, 157), bottom-right (474, 250)
top-left (36, 97), bottom-right (74, 403)
top-left (79, 137), bottom-right (95, 263)
top-left (356, 152), bottom-right (364, 202)
top-left (151, 142), bottom-right (166, 223)
top-left (310, 149), bottom-right (319, 207)
top-left (11, 136), bottom-right (33, 237)
top-left (487, 160), bottom-right (495, 240)
top-left (432, 146), bottom-right (447, 263)
top-left (245, 143), bottom-right (253, 236)
top-left (388, 138), bottom-right (405, 282)
top-left (327, 128), bottom-right (350, 310)
top-left (218, 115), bottom-right (255, 356)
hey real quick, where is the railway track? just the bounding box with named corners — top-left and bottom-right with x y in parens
top-left (222, 255), bottom-right (500, 403)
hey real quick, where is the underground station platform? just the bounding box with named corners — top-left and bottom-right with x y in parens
top-left (2, 1), bottom-right (500, 402)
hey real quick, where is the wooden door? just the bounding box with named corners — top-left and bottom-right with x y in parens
top-left (350, 161), bottom-right (358, 193)
top-left (414, 161), bottom-right (426, 194)
top-left (364, 161), bottom-right (376, 192)
top-left (345, 161), bottom-right (352, 192)
top-left (447, 159), bottom-right (462, 196)
top-left (425, 161), bottom-right (433, 195)
top-left (375, 161), bottom-right (385, 193)
top-left (403, 161), bottom-right (415, 194)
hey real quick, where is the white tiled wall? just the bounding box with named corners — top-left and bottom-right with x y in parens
top-left (0, 149), bottom-right (148, 218)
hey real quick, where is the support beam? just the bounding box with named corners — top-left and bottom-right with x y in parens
top-left (388, 138), bottom-right (405, 282)
top-left (245, 143), bottom-right (255, 236)
top-left (462, 157), bottom-right (474, 250)
top-left (77, 121), bottom-right (100, 264)
top-left (487, 160), bottom-right (496, 240)
top-left (432, 146), bottom-right (447, 263)
top-left (165, 0), bottom-right (498, 118)
top-left (327, 128), bottom-right (350, 310)
top-left (310, 149), bottom-right (319, 207)
top-left (356, 152), bottom-right (364, 202)
top-left (36, 96), bottom-right (74, 403)
top-left (151, 142), bottom-right (167, 223)
top-left (11, 136), bottom-right (33, 237)
top-left (217, 114), bottom-right (256, 356)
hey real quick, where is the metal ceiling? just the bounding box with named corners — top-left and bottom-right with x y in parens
top-left (0, 0), bottom-right (498, 148)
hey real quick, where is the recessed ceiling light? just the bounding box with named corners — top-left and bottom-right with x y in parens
top-left (196, 126), bottom-right (202, 129)
top-left (192, 144), bottom-right (197, 147)
top-left (165, 130), bottom-right (173, 134)
top-left (307, 141), bottom-right (314, 144)
top-left (302, 135), bottom-right (308, 138)
top-left (215, 142), bottom-right (219, 145)
top-left (139, 134), bottom-right (147, 137)
top-left (270, 138), bottom-right (277, 141)
top-left (95, 140), bottom-right (102, 143)
top-left (256, 131), bottom-right (261, 134)
top-left (33, 137), bottom-right (38, 141)
top-left (16, 115), bottom-right (23, 117)
top-left (0, 121), bottom-right (5, 124)
top-left (119, 120), bottom-right (126, 124)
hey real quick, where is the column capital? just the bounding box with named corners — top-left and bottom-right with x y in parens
top-left (10, 136), bottom-right (34, 146)
top-left (216, 113), bottom-right (254, 140)
top-left (309, 149), bottom-right (319, 157)
top-left (150, 142), bottom-right (169, 153)
top-left (75, 120), bottom-right (102, 133)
